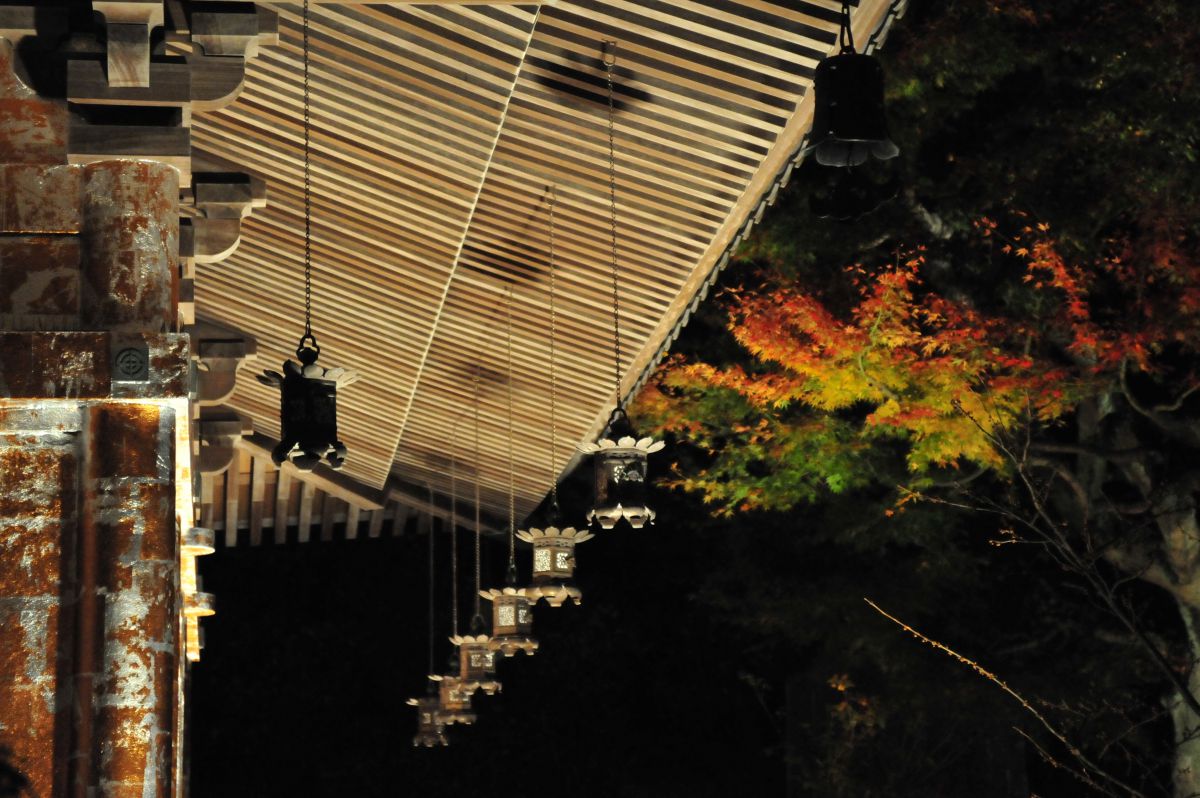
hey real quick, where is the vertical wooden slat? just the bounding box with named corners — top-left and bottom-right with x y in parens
top-left (249, 456), bottom-right (266, 546)
top-left (320, 495), bottom-right (338, 542)
top-left (224, 451), bottom-right (241, 548)
top-left (392, 504), bottom-right (411, 537)
top-left (298, 481), bottom-right (314, 543)
top-left (345, 503), bottom-right (361, 540)
top-left (200, 472), bottom-right (215, 529)
top-left (368, 507), bottom-right (384, 538)
top-left (274, 468), bottom-right (292, 544)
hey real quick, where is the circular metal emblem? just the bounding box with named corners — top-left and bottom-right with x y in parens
top-left (115, 347), bottom-right (150, 380)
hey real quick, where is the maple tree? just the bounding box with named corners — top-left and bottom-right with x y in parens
top-left (639, 217), bottom-right (1200, 512)
top-left (628, 0), bottom-right (1200, 794)
top-left (637, 213), bottom-right (1200, 792)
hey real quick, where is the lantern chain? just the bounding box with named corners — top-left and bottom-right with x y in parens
top-left (449, 425), bottom-right (459, 637)
top-left (505, 288), bottom-right (516, 579)
top-left (548, 185), bottom-right (559, 517)
top-left (838, 0), bottom-right (856, 54)
top-left (426, 483), bottom-right (435, 677)
top-left (471, 366), bottom-right (484, 628)
top-left (301, 0), bottom-right (313, 343)
top-left (604, 43), bottom-right (623, 410)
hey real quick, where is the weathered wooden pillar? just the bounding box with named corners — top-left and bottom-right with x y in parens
top-left (79, 161), bottom-right (179, 333)
top-left (0, 3), bottom-right (272, 794)
top-left (0, 30), bottom-right (187, 798)
top-left (82, 404), bottom-right (179, 798)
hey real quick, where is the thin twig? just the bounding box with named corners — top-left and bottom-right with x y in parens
top-left (865, 598), bottom-right (1146, 797)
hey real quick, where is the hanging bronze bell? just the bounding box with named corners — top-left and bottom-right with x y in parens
top-left (811, 52), bottom-right (899, 167)
top-left (579, 407), bottom-right (664, 530)
top-left (257, 336), bottom-right (357, 471)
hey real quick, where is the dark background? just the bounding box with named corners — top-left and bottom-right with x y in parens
top-left (189, 478), bottom-right (783, 798)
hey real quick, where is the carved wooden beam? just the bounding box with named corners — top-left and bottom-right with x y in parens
top-left (191, 4), bottom-right (279, 59)
top-left (68, 122), bottom-right (192, 181)
top-left (0, 7), bottom-right (36, 43)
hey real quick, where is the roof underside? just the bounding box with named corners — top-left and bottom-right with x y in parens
top-left (192, 0), bottom-right (901, 526)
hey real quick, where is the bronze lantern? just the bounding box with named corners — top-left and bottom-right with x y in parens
top-left (579, 408), bottom-right (664, 530)
top-left (406, 694), bottom-right (448, 747)
top-left (257, 338), bottom-right (358, 471)
top-left (479, 587), bottom-right (538, 657)
top-left (516, 526), bottom-right (595, 607)
top-left (451, 634), bottom-right (502, 696)
top-left (428, 673), bottom-right (477, 726)
top-left (810, 3), bottom-right (898, 168)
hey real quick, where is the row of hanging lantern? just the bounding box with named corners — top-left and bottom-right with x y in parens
top-left (405, 7), bottom-right (902, 739)
top-left (407, 41), bottom-right (672, 746)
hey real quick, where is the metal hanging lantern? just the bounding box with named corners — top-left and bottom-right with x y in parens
top-left (258, 339), bottom-right (355, 470)
top-left (428, 673), bottom-right (477, 726)
top-left (580, 43), bottom-right (666, 530)
top-left (479, 586), bottom-right (538, 657)
top-left (406, 694), bottom-right (448, 747)
top-left (451, 634), bottom-right (501, 695)
top-left (257, 0), bottom-right (356, 472)
top-left (811, 2), bottom-right (898, 168)
top-left (579, 407), bottom-right (664, 530)
top-left (517, 526), bottom-right (594, 606)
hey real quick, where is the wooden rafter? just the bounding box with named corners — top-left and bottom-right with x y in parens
top-left (192, 0), bottom-right (908, 532)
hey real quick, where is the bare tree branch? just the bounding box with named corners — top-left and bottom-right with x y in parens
top-left (865, 598), bottom-right (1145, 797)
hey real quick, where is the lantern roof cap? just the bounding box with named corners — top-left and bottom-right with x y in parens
top-left (257, 357), bottom-right (361, 389)
top-left (450, 634), bottom-right (492, 646)
top-left (428, 672), bottom-right (465, 684)
top-left (479, 586), bottom-right (535, 602)
top-left (579, 434), bottom-right (665, 454)
top-left (587, 503), bottom-right (656, 529)
top-left (489, 635), bottom-right (539, 656)
top-left (461, 679), bottom-right (502, 696)
top-left (516, 526), bottom-right (594, 544)
top-left (437, 709), bottom-right (477, 725)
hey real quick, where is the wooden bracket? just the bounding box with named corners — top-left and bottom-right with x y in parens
top-left (92, 1), bottom-right (164, 88)
top-left (180, 172), bottom-right (266, 265)
top-left (190, 3), bottom-right (279, 59)
top-left (191, 321), bottom-right (258, 406)
top-left (196, 408), bottom-right (252, 475)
